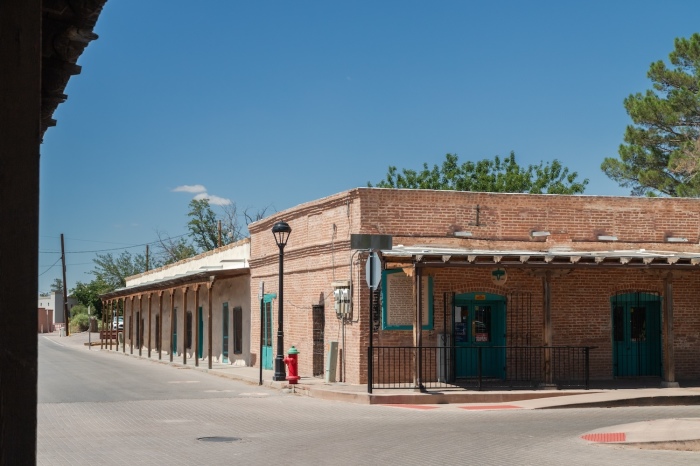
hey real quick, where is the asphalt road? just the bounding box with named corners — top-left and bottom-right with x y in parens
top-left (38, 336), bottom-right (700, 465)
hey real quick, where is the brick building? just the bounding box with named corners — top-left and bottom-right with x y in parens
top-left (248, 188), bottom-right (700, 388)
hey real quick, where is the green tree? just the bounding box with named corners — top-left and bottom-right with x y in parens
top-left (370, 153), bottom-right (588, 194)
top-left (50, 278), bottom-right (63, 293)
top-left (70, 303), bottom-right (88, 317)
top-left (155, 232), bottom-right (197, 265)
top-left (72, 278), bottom-right (111, 318)
top-left (91, 250), bottom-right (148, 289)
top-left (187, 198), bottom-right (220, 251)
top-left (187, 198), bottom-right (242, 252)
top-left (601, 33), bottom-right (700, 197)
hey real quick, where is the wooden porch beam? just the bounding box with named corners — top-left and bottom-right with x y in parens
top-left (169, 289), bottom-right (175, 363)
top-left (182, 286), bottom-right (188, 365)
top-left (194, 284), bottom-right (200, 367)
top-left (208, 278), bottom-right (216, 369)
top-left (147, 292), bottom-right (152, 358)
top-left (158, 291), bottom-right (164, 360)
top-left (662, 273), bottom-right (679, 387)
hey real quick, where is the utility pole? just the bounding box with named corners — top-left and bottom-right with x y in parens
top-left (61, 233), bottom-right (69, 336)
top-left (145, 244), bottom-right (149, 271)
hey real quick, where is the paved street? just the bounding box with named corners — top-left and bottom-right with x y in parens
top-left (38, 336), bottom-right (700, 465)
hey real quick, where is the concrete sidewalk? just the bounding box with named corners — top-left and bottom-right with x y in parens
top-left (43, 331), bottom-right (700, 446)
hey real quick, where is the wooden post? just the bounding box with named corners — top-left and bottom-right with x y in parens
top-left (121, 298), bottom-right (126, 353)
top-left (182, 286), bottom-right (188, 365)
top-left (194, 284), bottom-right (200, 367)
top-left (662, 273), bottom-right (678, 387)
top-left (147, 292), bottom-right (152, 358)
top-left (100, 302), bottom-right (105, 349)
top-left (0, 1), bottom-right (40, 460)
top-left (108, 300), bottom-right (113, 350)
top-left (169, 289), bottom-right (175, 362)
top-left (130, 296), bottom-right (135, 355)
top-left (158, 291), bottom-right (164, 360)
top-left (208, 278), bottom-right (216, 369)
top-left (61, 234), bottom-right (70, 336)
top-left (138, 295), bottom-right (143, 357)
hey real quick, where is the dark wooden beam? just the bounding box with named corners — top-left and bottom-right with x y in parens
top-left (0, 1), bottom-right (41, 462)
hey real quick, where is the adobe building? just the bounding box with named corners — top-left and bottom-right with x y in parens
top-left (101, 239), bottom-right (251, 368)
top-left (38, 291), bottom-right (78, 326)
top-left (248, 188), bottom-right (700, 389)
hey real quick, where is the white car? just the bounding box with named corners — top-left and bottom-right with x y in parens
top-left (112, 316), bottom-right (124, 330)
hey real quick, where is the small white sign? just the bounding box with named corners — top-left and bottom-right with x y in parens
top-left (365, 253), bottom-right (381, 290)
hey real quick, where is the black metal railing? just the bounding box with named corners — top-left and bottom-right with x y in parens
top-left (368, 345), bottom-right (595, 393)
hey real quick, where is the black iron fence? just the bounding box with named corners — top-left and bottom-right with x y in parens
top-left (368, 345), bottom-right (595, 392)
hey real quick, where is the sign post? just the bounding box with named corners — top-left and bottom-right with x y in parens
top-left (367, 252), bottom-right (376, 394)
top-left (351, 234), bottom-right (392, 394)
top-left (259, 281), bottom-right (264, 386)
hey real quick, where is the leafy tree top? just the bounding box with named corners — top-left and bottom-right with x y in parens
top-left (601, 33), bottom-right (700, 197)
top-left (91, 251), bottom-right (147, 289)
top-left (369, 152), bottom-right (588, 194)
top-left (50, 278), bottom-right (64, 293)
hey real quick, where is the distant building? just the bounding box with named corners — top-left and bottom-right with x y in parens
top-left (37, 308), bottom-right (53, 333)
top-left (38, 291), bottom-right (77, 326)
top-left (101, 239), bottom-right (251, 366)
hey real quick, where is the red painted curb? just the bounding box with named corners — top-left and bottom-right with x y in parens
top-left (581, 432), bottom-right (626, 443)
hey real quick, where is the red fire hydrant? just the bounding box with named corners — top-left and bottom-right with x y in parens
top-left (283, 346), bottom-right (300, 384)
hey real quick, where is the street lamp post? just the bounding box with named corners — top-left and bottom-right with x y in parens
top-left (272, 221), bottom-right (292, 382)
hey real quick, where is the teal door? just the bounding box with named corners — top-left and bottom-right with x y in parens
top-left (612, 293), bottom-right (661, 377)
top-left (222, 303), bottom-right (229, 363)
top-left (172, 309), bottom-right (177, 354)
top-left (198, 306), bottom-right (204, 359)
top-left (454, 293), bottom-right (506, 379)
top-left (262, 295), bottom-right (275, 370)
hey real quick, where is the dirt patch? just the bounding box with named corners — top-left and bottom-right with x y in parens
top-left (619, 439), bottom-right (700, 452)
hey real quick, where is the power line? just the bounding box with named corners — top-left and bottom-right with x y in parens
top-left (39, 232), bottom-right (189, 254)
top-left (38, 257), bottom-right (62, 277)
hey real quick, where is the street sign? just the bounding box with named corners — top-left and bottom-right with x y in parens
top-left (351, 234), bottom-right (392, 250)
top-left (365, 252), bottom-right (381, 290)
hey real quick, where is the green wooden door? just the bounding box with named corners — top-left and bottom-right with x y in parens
top-left (172, 309), bottom-right (177, 354)
top-left (454, 293), bottom-right (506, 379)
top-left (197, 306), bottom-right (203, 359)
top-left (612, 293), bottom-right (661, 377)
top-left (262, 295), bottom-right (274, 370)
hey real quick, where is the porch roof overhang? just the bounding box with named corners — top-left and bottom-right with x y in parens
top-left (381, 245), bottom-right (700, 269)
top-left (101, 266), bottom-right (249, 300)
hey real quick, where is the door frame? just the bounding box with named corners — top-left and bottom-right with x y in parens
top-left (262, 293), bottom-right (276, 370)
top-left (222, 302), bottom-right (229, 363)
top-left (611, 292), bottom-right (662, 377)
top-left (197, 306), bottom-right (203, 359)
top-left (453, 292), bottom-right (506, 379)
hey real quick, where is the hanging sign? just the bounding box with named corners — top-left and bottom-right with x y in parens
top-left (491, 268), bottom-right (507, 286)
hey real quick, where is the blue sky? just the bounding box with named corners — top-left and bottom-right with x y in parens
top-left (39, 0), bottom-right (700, 293)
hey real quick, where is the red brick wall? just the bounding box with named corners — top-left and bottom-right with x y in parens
top-left (249, 188), bottom-right (700, 384)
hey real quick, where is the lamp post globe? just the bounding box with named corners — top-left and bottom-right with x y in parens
top-left (272, 221), bottom-right (291, 381)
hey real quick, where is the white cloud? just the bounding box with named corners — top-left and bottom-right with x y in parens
top-left (194, 192), bottom-right (232, 206)
top-left (172, 184), bottom-right (206, 193)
